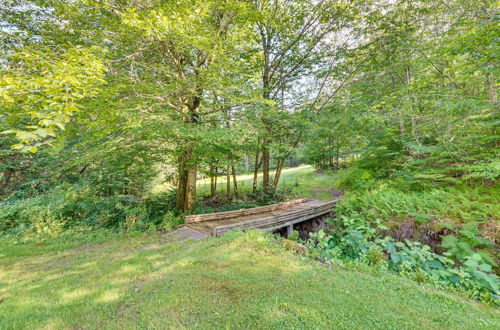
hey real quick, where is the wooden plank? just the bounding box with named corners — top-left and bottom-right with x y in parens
top-left (168, 226), bottom-right (210, 241)
top-left (185, 198), bottom-right (310, 223)
top-left (213, 199), bottom-right (338, 236)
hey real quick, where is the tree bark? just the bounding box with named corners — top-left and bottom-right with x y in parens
top-left (405, 67), bottom-right (418, 141)
top-left (336, 146), bottom-right (340, 169)
top-left (176, 148), bottom-right (197, 212)
top-left (175, 97), bottom-right (200, 212)
top-left (262, 140), bottom-right (270, 194)
top-left (272, 159), bottom-right (285, 188)
top-left (252, 150), bottom-right (262, 193)
top-left (210, 166), bottom-right (218, 198)
top-left (226, 165), bottom-right (231, 201)
top-left (231, 162), bottom-right (239, 199)
top-left (244, 155), bottom-right (249, 172)
top-left (260, 23), bottom-right (272, 195)
top-left (210, 174), bottom-right (215, 197)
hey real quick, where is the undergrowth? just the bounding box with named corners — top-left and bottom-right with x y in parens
top-left (304, 174), bottom-right (499, 305)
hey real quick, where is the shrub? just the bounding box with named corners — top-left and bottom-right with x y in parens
top-left (306, 229), bottom-right (499, 304)
top-left (306, 184), bottom-right (500, 304)
top-left (287, 230), bottom-right (300, 242)
top-left (336, 167), bottom-right (375, 190)
top-left (0, 182), bottom-right (177, 240)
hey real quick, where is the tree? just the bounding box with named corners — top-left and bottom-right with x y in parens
top-left (253, 0), bottom-right (356, 192)
top-left (0, 46), bottom-right (106, 152)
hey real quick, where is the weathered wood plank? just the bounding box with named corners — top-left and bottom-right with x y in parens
top-left (212, 199), bottom-right (338, 236)
top-left (167, 226), bottom-right (210, 242)
top-left (185, 198), bottom-right (310, 223)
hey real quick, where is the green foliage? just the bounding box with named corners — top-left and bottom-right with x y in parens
top-left (0, 184), bottom-right (181, 242)
top-left (0, 46), bottom-right (106, 151)
top-left (441, 222), bottom-right (496, 267)
top-left (336, 167), bottom-right (375, 190)
top-left (305, 183), bottom-right (499, 303)
top-left (307, 230), bottom-right (499, 304)
top-left (333, 186), bottom-right (499, 229)
top-left (287, 230), bottom-right (300, 242)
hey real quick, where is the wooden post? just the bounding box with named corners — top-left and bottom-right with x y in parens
top-left (286, 224), bottom-right (293, 237)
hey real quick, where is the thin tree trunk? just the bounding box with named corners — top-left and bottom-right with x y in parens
top-left (231, 162), bottom-right (239, 199)
top-left (214, 167), bottom-right (217, 195)
top-left (244, 155), bottom-right (249, 172)
top-left (405, 67), bottom-right (418, 141)
top-left (252, 150), bottom-right (262, 193)
top-left (262, 140), bottom-right (270, 194)
top-left (176, 154), bottom-right (188, 210)
top-left (226, 165), bottom-right (231, 201)
top-left (272, 159), bottom-right (284, 188)
top-left (210, 174), bottom-right (215, 197)
top-left (336, 147), bottom-right (340, 169)
top-left (260, 24), bottom-right (272, 195)
top-left (210, 165), bottom-right (217, 198)
top-left (392, 75), bottom-right (405, 136)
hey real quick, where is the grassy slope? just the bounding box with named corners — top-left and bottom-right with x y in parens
top-left (196, 165), bottom-right (338, 199)
top-left (1, 231), bottom-right (498, 329)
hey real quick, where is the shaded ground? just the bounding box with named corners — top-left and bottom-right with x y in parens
top-left (0, 231), bottom-right (498, 329)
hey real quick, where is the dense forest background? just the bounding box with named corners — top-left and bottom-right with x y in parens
top-left (0, 0), bottom-right (499, 303)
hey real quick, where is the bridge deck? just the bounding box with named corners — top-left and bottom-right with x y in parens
top-left (181, 198), bottom-right (337, 238)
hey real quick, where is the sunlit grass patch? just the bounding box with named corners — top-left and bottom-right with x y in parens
top-left (195, 165), bottom-right (340, 200)
top-left (0, 230), bottom-right (498, 329)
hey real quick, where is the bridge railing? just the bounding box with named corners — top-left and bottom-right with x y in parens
top-left (184, 198), bottom-right (310, 223)
top-left (212, 199), bottom-right (338, 237)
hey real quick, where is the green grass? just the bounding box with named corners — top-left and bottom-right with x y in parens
top-left (1, 231), bottom-right (498, 329)
top-left (196, 165), bottom-right (340, 200)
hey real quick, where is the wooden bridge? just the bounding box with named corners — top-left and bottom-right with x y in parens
top-left (171, 198), bottom-right (338, 241)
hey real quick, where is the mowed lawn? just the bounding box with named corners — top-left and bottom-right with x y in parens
top-left (0, 231), bottom-right (498, 329)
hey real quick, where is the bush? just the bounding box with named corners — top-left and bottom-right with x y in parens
top-left (305, 184), bottom-right (500, 304)
top-left (287, 230), bottom-right (300, 242)
top-left (306, 229), bottom-right (499, 304)
top-left (336, 167), bottom-right (376, 190)
top-left (0, 182), bottom-right (177, 240)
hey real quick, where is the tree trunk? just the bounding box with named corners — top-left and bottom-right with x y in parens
top-left (244, 155), bottom-right (249, 172)
top-left (185, 166), bottom-right (197, 211)
top-left (231, 162), bottom-right (239, 199)
top-left (210, 174), bottom-right (215, 197)
top-left (272, 159), bottom-right (284, 188)
top-left (214, 167), bottom-right (217, 196)
top-left (262, 141), bottom-right (270, 194)
top-left (210, 166), bottom-right (218, 198)
top-left (261, 26), bottom-right (272, 195)
top-left (405, 67), bottom-right (418, 141)
top-left (336, 148), bottom-right (340, 169)
top-left (176, 148), bottom-right (197, 212)
top-left (176, 154), bottom-right (187, 210)
top-left (252, 150), bottom-right (262, 193)
top-left (226, 165), bottom-right (231, 201)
